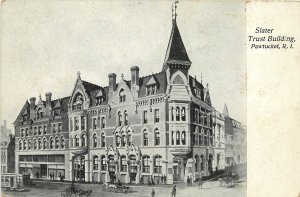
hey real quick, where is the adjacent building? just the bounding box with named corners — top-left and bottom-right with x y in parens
top-left (14, 11), bottom-right (246, 184)
top-left (1, 120), bottom-right (15, 173)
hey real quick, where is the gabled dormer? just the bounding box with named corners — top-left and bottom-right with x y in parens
top-left (95, 89), bottom-right (105, 106)
top-left (36, 95), bottom-right (46, 120)
top-left (145, 75), bottom-right (158, 96)
top-left (204, 83), bottom-right (211, 106)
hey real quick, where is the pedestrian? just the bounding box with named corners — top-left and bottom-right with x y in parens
top-left (164, 175), bottom-right (167, 184)
top-left (187, 176), bottom-right (190, 186)
top-left (157, 176), bottom-right (160, 185)
top-left (198, 176), bottom-right (203, 189)
top-left (151, 188), bottom-right (156, 197)
top-left (161, 175), bottom-right (164, 184)
top-left (171, 185), bottom-right (176, 197)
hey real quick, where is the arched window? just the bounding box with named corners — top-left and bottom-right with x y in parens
top-left (23, 140), bottom-right (27, 150)
top-left (192, 132), bottom-right (196, 146)
top-left (27, 139), bottom-right (31, 150)
top-left (124, 111), bottom-right (128, 125)
top-left (101, 155), bottom-right (106, 171)
top-left (129, 155), bottom-right (137, 173)
top-left (93, 134), bottom-right (97, 148)
top-left (118, 111), bottom-right (122, 126)
top-left (108, 155), bottom-right (115, 172)
top-left (176, 131), bottom-right (180, 145)
top-left (75, 135), bottom-right (79, 147)
top-left (72, 93), bottom-right (84, 111)
top-left (171, 131), bottom-right (175, 145)
top-left (101, 133), bottom-right (106, 148)
top-left (93, 155), bottom-right (98, 170)
top-left (19, 140), bottom-right (23, 150)
top-left (143, 130), bottom-right (148, 146)
top-left (81, 134), bottom-right (86, 147)
top-left (121, 133), bottom-right (126, 147)
top-left (43, 138), bottom-right (47, 149)
top-left (153, 155), bottom-right (162, 173)
top-left (33, 139), bottom-right (37, 150)
top-left (116, 134), bottom-right (121, 147)
top-left (61, 136), bottom-right (65, 149)
top-left (120, 155), bottom-right (127, 172)
top-left (38, 138), bottom-right (42, 149)
top-left (154, 129), bottom-right (160, 146)
top-left (119, 89), bottom-right (126, 103)
top-left (142, 155), bottom-right (150, 173)
top-left (49, 137), bottom-right (54, 149)
top-left (55, 136), bottom-right (59, 149)
top-left (37, 108), bottom-right (43, 119)
top-left (127, 132), bottom-right (132, 146)
top-left (204, 130), bottom-right (208, 146)
top-left (176, 107), bottom-right (180, 121)
top-left (181, 107), bottom-right (186, 121)
top-left (181, 131), bottom-right (186, 145)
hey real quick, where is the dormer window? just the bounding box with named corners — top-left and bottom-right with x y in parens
top-left (37, 108), bottom-right (43, 120)
top-left (119, 89), bottom-right (126, 103)
top-left (54, 108), bottom-right (61, 116)
top-left (72, 93), bottom-right (83, 111)
top-left (146, 85), bottom-right (157, 96)
top-left (96, 97), bottom-right (104, 106)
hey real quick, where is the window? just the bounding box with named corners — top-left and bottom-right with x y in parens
top-left (52, 124), bottom-right (57, 134)
top-left (58, 123), bottom-right (62, 132)
top-left (200, 155), bottom-right (204, 171)
top-left (81, 116), bottom-right (86, 130)
top-left (34, 127), bottom-right (37, 136)
top-left (72, 93), bottom-right (83, 111)
top-left (142, 155), bottom-right (150, 173)
top-left (171, 131), bottom-right (174, 145)
top-left (61, 136), bottom-right (65, 149)
top-left (27, 139), bottom-right (31, 150)
top-left (93, 156), bottom-right (99, 170)
top-left (176, 107), bottom-right (180, 121)
top-left (33, 139), bottom-right (37, 150)
top-left (127, 133), bottom-right (132, 146)
top-left (146, 85), bottom-right (157, 95)
top-left (82, 134), bottom-right (86, 147)
top-left (43, 125), bottom-right (47, 134)
top-left (121, 134), bottom-right (126, 147)
top-left (209, 130), bottom-right (213, 146)
top-left (195, 109), bottom-right (199, 124)
top-left (143, 110), bottom-right (148, 124)
top-left (75, 117), bottom-right (79, 130)
top-left (120, 156), bottom-right (127, 172)
top-left (171, 107), bottom-right (174, 121)
top-left (176, 131), bottom-right (180, 145)
top-left (23, 140), bottom-right (27, 150)
top-left (19, 140), bottom-right (22, 150)
top-left (101, 155), bottom-right (106, 171)
top-left (199, 129), bottom-right (203, 145)
top-left (54, 108), bottom-right (61, 116)
top-left (118, 112), bottom-right (122, 126)
top-left (93, 118), bottom-right (97, 130)
top-left (181, 131), bottom-right (186, 145)
top-left (25, 128), bottom-right (29, 136)
top-left (70, 118), bottom-right (73, 131)
top-left (101, 117), bottom-right (105, 128)
top-left (153, 155), bottom-right (162, 173)
top-left (124, 111), bottom-right (128, 125)
top-left (143, 131), bottom-right (148, 146)
top-left (38, 138), bottom-right (42, 149)
top-left (96, 96), bottom-right (104, 106)
top-left (37, 108), bottom-right (43, 119)
top-left (93, 134), bottom-right (97, 148)
top-left (55, 137), bottom-right (59, 149)
top-left (181, 107), bottom-right (186, 121)
top-left (192, 132), bottom-right (196, 145)
top-left (43, 138), bottom-right (47, 149)
top-left (119, 89), bottom-right (126, 103)
top-left (116, 135), bottom-right (121, 147)
top-left (154, 129), bottom-right (160, 146)
top-left (195, 155), bottom-right (200, 172)
top-left (154, 109), bottom-right (160, 123)
top-left (75, 135), bottom-right (79, 147)
top-left (129, 155), bottom-right (137, 173)
top-left (101, 133), bottom-right (106, 147)
top-left (204, 130), bottom-right (208, 146)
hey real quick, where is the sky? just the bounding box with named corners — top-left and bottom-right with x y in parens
top-left (0, 0), bottom-right (246, 132)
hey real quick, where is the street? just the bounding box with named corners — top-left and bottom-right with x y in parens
top-left (1, 180), bottom-right (246, 197)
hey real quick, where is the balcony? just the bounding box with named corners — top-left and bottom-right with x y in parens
top-left (170, 146), bottom-right (191, 157)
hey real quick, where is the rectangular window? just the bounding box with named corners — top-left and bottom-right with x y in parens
top-left (166, 132), bottom-right (169, 145)
top-left (43, 125), bottom-right (47, 134)
top-left (101, 117), bottom-right (105, 128)
top-left (38, 126), bottom-right (42, 135)
top-left (25, 128), bottom-right (29, 136)
top-left (93, 118), bottom-right (97, 130)
top-left (155, 132), bottom-right (160, 146)
top-left (154, 109), bottom-right (159, 123)
top-left (143, 110), bottom-right (148, 124)
top-left (58, 123), bottom-right (62, 132)
top-left (34, 127), bottom-right (37, 136)
top-left (75, 117), bottom-right (79, 130)
top-left (81, 116), bottom-right (86, 130)
top-left (52, 124), bottom-right (56, 133)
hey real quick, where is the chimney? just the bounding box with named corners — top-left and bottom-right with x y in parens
top-left (29, 97), bottom-right (36, 109)
top-left (45, 92), bottom-right (52, 107)
top-left (130, 66), bottom-right (140, 98)
top-left (108, 73), bottom-right (116, 91)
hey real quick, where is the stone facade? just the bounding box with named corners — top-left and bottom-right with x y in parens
top-left (1, 120), bottom-right (15, 174)
top-left (14, 15), bottom-right (245, 184)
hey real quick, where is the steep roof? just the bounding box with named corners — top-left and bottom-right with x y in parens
top-left (163, 19), bottom-right (191, 70)
top-left (138, 71), bottom-right (167, 98)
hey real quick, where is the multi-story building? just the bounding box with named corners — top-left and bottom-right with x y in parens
top-left (223, 104), bottom-right (247, 166)
top-left (14, 95), bottom-right (70, 180)
top-left (1, 120), bottom-right (15, 173)
top-left (14, 10), bottom-right (245, 184)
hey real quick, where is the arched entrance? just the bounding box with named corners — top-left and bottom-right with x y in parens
top-left (129, 155), bottom-right (137, 183)
top-left (108, 155), bottom-right (116, 183)
top-left (73, 156), bottom-right (85, 182)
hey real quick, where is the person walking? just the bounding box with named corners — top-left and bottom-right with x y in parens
top-left (151, 188), bottom-right (156, 197)
top-left (171, 185), bottom-right (176, 197)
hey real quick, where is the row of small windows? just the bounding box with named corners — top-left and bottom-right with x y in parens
top-left (18, 136), bottom-right (65, 151)
top-left (20, 123), bottom-right (62, 137)
top-left (118, 111), bottom-right (128, 126)
top-left (143, 129), bottom-right (160, 146)
top-left (170, 107), bottom-right (186, 122)
top-left (36, 108), bottom-right (61, 120)
top-left (143, 109), bottom-right (160, 124)
top-left (92, 117), bottom-right (106, 130)
top-left (192, 128), bottom-right (214, 146)
top-left (115, 132), bottom-right (132, 147)
top-left (91, 154), bottom-right (162, 174)
top-left (194, 108), bottom-right (212, 127)
top-left (70, 116), bottom-right (86, 131)
top-left (170, 131), bottom-right (186, 145)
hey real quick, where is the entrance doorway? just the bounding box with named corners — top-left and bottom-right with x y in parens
top-left (73, 156), bottom-right (85, 182)
top-left (40, 164), bottom-right (47, 178)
